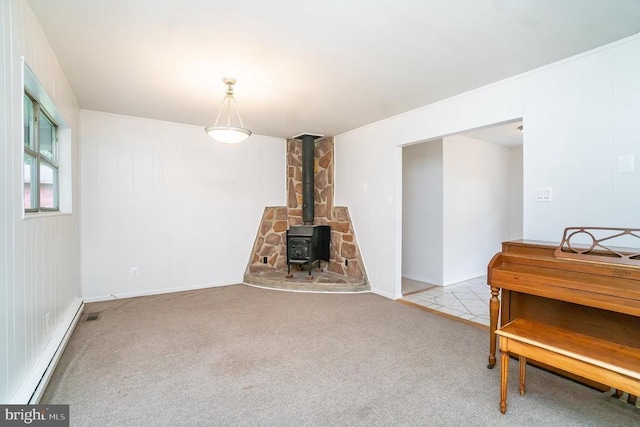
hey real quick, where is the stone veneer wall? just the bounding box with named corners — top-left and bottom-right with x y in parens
top-left (246, 137), bottom-right (367, 282)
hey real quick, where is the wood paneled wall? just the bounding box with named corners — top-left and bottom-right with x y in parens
top-left (1, 0), bottom-right (81, 403)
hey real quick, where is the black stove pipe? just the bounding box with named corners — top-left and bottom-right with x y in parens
top-left (298, 134), bottom-right (322, 225)
top-left (301, 135), bottom-right (314, 224)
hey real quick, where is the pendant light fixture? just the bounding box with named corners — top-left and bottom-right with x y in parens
top-left (205, 78), bottom-right (252, 144)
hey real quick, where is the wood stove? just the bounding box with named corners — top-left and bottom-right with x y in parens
top-left (286, 225), bottom-right (330, 277)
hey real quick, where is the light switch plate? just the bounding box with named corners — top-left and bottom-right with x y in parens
top-left (617, 155), bottom-right (634, 173)
top-left (536, 187), bottom-right (552, 202)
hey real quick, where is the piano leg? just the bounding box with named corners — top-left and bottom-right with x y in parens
top-left (488, 286), bottom-right (501, 368)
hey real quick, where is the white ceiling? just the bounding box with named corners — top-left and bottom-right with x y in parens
top-left (27, 0), bottom-right (640, 139)
top-left (462, 120), bottom-right (523, 147)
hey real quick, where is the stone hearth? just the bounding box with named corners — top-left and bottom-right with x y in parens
top-left (246, 270), bottom-right (368, 293)
top-left (244, 137), bottom-right (369, 292)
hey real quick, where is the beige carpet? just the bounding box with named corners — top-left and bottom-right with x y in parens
top-left (42, 284), bottom-right (638, 426)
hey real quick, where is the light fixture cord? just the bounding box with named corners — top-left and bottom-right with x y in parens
top-left (213, 84), bottom-right (245, 129)
top-left (213, 95), bottom-right (228, 127)
top-left (226, 95), bottom-right (232, 127)
top-left (230, 96), bottom-right (245, 128)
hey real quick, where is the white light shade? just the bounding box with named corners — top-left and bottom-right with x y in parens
top-left (205, 126), bottom-right (252, 144)
top-left (205, 78), bottom-right (251, 144)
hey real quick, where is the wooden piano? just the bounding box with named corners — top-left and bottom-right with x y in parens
top-left (487, 227), bottom-right (640, 394)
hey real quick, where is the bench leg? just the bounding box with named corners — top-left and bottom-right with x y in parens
top-left (519, 355), bottom-right (526, 396)
top-left (500, 350), bottom-right (509, 414)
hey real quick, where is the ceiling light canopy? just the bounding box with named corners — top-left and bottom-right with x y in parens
top-left (205, 78), bottom-right (251, 144)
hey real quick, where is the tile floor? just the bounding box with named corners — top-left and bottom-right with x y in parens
top-left (401, 276), bottom-right (491, 327)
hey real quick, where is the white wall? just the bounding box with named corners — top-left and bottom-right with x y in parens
top-left (1, 0), bottom-right (81, 403)
top-left (442, 135), bottom-right (512, 285)
top-left (402, 140), bottom-right (443, 285)
top-left (523, 40), bottom-right (640, 239)
top-left (80, 111), bottom-right (285, 301)
top-left (509, 146), bottom-right (523, 240)
top-left (335, 34), bottom-right (640, 299)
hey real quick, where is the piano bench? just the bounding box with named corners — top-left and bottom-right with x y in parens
top-left (495, 318), bottom-right (640, 414)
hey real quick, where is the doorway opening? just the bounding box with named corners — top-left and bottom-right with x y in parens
top-left (401, 119), bottom-right (523, 297)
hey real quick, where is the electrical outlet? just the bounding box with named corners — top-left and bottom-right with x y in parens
top-left (130, 267), bottom-right (139, 277)
top-left (45, 312), bottom-right (50, 332)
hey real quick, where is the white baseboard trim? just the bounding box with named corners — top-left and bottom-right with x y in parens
top-left (442, 273), bottom-right (486, 286)
top-left (83, 281), bottom-right (238, 303)
top-left (402, 274), bottom-right (439, 286)
top-left (371, 287), bottom-right (399, 300)
top-left (12, 297), bottom-right (84, 404)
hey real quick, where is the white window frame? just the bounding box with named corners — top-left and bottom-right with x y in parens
top-left (24, 90), bottom-right (60, 212)
top-left (23, 62), bottom-right (72, 218)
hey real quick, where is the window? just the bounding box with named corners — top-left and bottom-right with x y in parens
top-left (23, 91), bottom-right (59, 212)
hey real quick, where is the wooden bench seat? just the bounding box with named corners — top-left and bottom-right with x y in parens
top-left (495, 318), bottom-right (640, 414)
